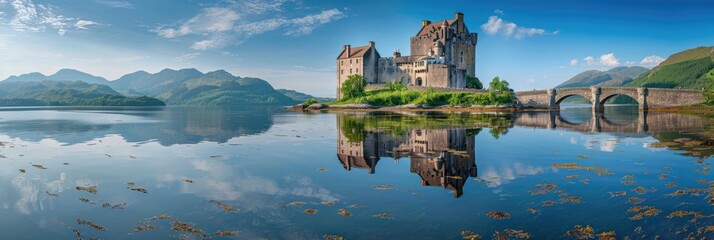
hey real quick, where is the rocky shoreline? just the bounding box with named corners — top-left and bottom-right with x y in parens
top-left (285, 102), bottom-right (535, 112)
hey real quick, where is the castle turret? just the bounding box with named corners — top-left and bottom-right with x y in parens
top-left (455, 12), bottom-right (464, 32)
top-left (422, 20), bottom-right (431, 27)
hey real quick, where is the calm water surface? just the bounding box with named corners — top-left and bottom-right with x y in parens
top-left (0, 106), bottom-right (712, 239)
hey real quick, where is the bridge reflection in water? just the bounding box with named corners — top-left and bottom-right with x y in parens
top-left (514, 108), bottom-right (707, 134)
top-left (334, 110), bottom-right (707, 197)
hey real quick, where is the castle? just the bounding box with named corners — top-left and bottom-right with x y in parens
top-left (336, 12), bottom-right (478, 98)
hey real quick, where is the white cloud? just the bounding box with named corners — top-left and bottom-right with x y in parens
top-left (583, 56), bottom-right (595, 66)
top-left (599, 53), bottom-right (620, 66)
top-left (155, 3), bottom-right (344, 51)
top-left (579, 53), bottom-right (620, 67)
top-left (2, 0), bottom-right (97, 35)
top-left (95, 0), bottom-right (133, 9)
top-left (640, 55), bottom-right (665, 67)
top-left (481, 15), bottom-right (556, 39)
top-left (174, 52), bottom-right (200, 62)
top-left (494, 9), bottom-right (503, 15)
top-left (156, 7), bottom-right (241, 38)
top-left (74, 20), bottom-right (97, 29)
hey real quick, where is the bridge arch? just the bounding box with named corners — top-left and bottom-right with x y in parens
top-left (555, 94), bottom-right (592, 106)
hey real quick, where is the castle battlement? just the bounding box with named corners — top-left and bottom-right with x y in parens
top-left (335, 12), bottom-right (478, 98)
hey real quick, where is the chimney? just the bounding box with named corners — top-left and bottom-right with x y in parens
top-left (368, 41), bottom-right (375, 48)
top-left (344, 44), bottom-right (351, 57)
top-left (455, 12), bottom-right (464, 21)
top-left (422, 20), bottom-right (431, 27)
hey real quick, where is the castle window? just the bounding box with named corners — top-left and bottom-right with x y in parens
top-left (341, 69), bottom-right (343, 74)
top-left (350, 59), bottom-right (352, 64)
top-left (356, 59), bottom-right (359, 64)
top-left (460, 51), bottom-right (464, 63)
top-left (356, 68), bottom-right (359, 72)
top-left (341, 60), bottom-right (343, 66)
top-left (350, 69), bottom-right (352, 74)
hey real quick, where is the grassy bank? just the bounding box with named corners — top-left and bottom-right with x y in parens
top-left (330, 88), bottom-right (514, 107)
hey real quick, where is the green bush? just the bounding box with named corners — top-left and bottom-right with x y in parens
top-left (704, 86), bottom-right (714, 105)
top-left (386, 80), bottom-right (407, 92)
top-left (466, 75), bottom-right (483, 89)
top-left (341, 74), bottom-right (367, 100)
top-left (304, 98), bottom-right (318, 105)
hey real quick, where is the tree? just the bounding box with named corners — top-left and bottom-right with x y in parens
top-left (466, 75), bottom-right (483, 89)
top-left (704, 85), bottom-right (714, 105)
top-left (488, 76), bottom-right (510, 92)
top-left (341, 74), bottom-right (367, 100)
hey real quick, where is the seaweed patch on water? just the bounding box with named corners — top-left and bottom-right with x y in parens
top-left (527, 208), bottom-right (538, 214)
top-left (338, 209), bottom-right (351, 217)
top-left (170, 221), bottom-right (205, 236)
top-left (628, 206), bottom-right (661, 220)
top-left (77, 218), bottom-right (106, 231)
top-left (460, 230), bottom-right (481, 239)
top-left (215, 230), bottom-right (240, 237)
top-left (209, 200), bottom-right (239, 213)
top-left (485, 211), bottom-right (511, 220)
top-left (542, 200), bottom-right (556, 207)
top-left (323, 234), bottom-right (346, 240)
top-left (564, 225), bottom-right (594, 239)
top-left (494, 229), bottom-right (530, 239)
top-left (31, 164), bottom-right (47, 170)
top-left (373, 213), bottom-right (394, 220)
top-left (627, 197), bottom-right (645, 204)
top-left (598, 231), bottom-right (616, 240)
top-left (304, 209), bottom-right (318, 215)
top-left (529, 183), bottom-right (557, 195)
top-left (317, 168), bottom-right (329, 173)
top-left (133, 224), bottom-right (157, 232)
top-left (79, 197), bottom-right (95, 204)
top-left (559, 196), bottom-right (582, 204)
top-left (76, 185), bottom-right (98, 194)
top-left (631, 186), bottom-right (655, 195)
top-left (102, 202), bottom-right (127, 210)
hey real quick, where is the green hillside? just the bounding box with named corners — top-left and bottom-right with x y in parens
top-left (0, 81), bottom-right (164, 106)
top-left (628, 46), bottom-right (714, 89)
top-left (556, 66), bottom-right (649, 88)
top-left (277, 89), bottom-right (335, 103)
top-left (111, 69), bottom-right (298, 106)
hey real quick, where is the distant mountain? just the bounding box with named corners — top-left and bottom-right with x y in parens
top-left (556, 66), bottom-right (650, 88)
top-left (0, 81), bottom-right (164, 106)
top-left (110, 69), bottom-right (298, 106)
top-left (628, 46), bottom-right (714, 89)
top-left (4, 68), bottom-right (110, 85)
top-left (2, 68), bottom-right (311, 106)
top-left (277, 89), bottom-right (335, 103)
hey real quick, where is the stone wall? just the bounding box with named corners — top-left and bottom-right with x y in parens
top-left (515, 90), bottom-right (551, 108)
top-left (366, 84), bottom-right (487, 93)
top-left (646, 89), bottom-right (703, 107)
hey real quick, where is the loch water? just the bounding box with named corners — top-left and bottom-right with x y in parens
top-left (0, 105), bottom-right (712, 239)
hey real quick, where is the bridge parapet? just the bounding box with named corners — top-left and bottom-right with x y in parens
top-left (515, 87), bottom-right (704, 111)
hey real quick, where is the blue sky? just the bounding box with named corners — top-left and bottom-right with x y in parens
top-left (0, 0), bottom-right (712, 97)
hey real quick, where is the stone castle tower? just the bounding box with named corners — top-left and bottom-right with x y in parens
top-left (336, 12), bottom-right (478, 98)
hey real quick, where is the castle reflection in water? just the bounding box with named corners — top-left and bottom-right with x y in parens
top-left (337, 117), bottom-right (477, 198)
top-left (333, 109), bottom-right (710, 198)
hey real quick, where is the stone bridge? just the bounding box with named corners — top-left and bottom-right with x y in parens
top-left (515, 87), bottom-right (704, 111)
top-left (514, 111), bottom-right (707, 134)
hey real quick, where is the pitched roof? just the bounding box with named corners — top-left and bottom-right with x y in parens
top-left (416, 19), bottom-right (457, 36)
top-left (337, 45), bottom-right (373, 59)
